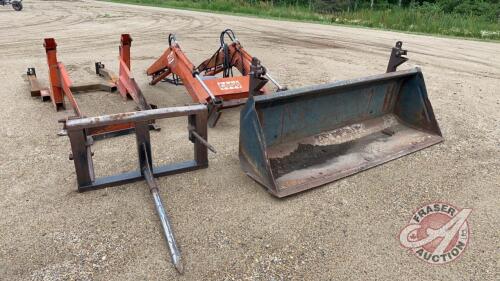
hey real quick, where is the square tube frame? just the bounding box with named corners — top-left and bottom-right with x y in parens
top-left (66, 105), bottom-right (208, 192)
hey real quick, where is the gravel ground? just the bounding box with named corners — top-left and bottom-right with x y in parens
top-left (0, 1), bottom-right (498, 280)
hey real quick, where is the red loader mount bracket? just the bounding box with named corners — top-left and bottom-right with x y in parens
top-left (27, 35), bottom-right (157, 140)
top-left (96, 34), bottom-right (155, 111)
top-left (146, 29), bottom-right (285, 127)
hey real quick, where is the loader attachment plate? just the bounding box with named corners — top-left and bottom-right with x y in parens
top-left (239, 68), bottom-right (443, 197)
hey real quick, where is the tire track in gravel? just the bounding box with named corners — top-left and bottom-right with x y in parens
top-left (2, 2), bottom-right (91, 32)
top-left (0, 1), bottom-right (223, 55)
top-left (240, 25), bottom-right (498, 74)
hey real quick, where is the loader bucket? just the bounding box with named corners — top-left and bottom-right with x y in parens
top-left (239, 68), bottom-right (443, 197)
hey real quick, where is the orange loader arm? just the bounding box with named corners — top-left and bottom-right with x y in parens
top-left (146, 30), bottom-right (282, 127)
top-left (196, 41), bottom-right (253, 77)
top-left (146, 35), bottom-right (254, 103)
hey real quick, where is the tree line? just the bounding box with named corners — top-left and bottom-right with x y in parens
top-left (250, 0), bottom-right (499, 20)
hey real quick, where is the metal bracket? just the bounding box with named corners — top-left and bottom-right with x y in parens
top-left (162, 73), bottom-right (183, 86)
top-left (248, 57), bottom-right (269, 97)
top-left (95, 62), bottom-right (105, 76)
top-left (26, 67), bottom-right (51, 101)
top-left (207, 100), bottom-right (223, 128)
top-left (95, 61), bottom-right (118, 84)
top-left (386, 41), bottom-right (408, 73)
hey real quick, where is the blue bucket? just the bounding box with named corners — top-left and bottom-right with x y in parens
top-left (239, 68), bottom-right (443, 197)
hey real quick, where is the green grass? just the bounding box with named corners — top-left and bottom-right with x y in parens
top-left (105, 0), bottom-right (500, 40)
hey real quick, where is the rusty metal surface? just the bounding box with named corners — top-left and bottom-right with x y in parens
top-left (26, 67), bottom-right (50, 100)
top-left (70, 82), bottom-right (116, 93)
top-left (387, 41), bottom-right (408, 73)
top-left (266, 115), bottom-right (442, 196)
top-left (66, 104), bottom-right (207, 130)
top-left (95, 61), bottom-right (118, 83)
top-left (142, 145), bottom-right (183, 273)
top-left (239, 67), bottom-right (443, 197)
top-left (66, 104), bottom-right (209, 273)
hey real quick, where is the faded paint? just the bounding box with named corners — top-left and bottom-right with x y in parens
top-left (239, 68), bottom-right (443, 197)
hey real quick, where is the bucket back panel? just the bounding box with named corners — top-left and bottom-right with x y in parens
top-left (256, 80), bottom-right (401, 148)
